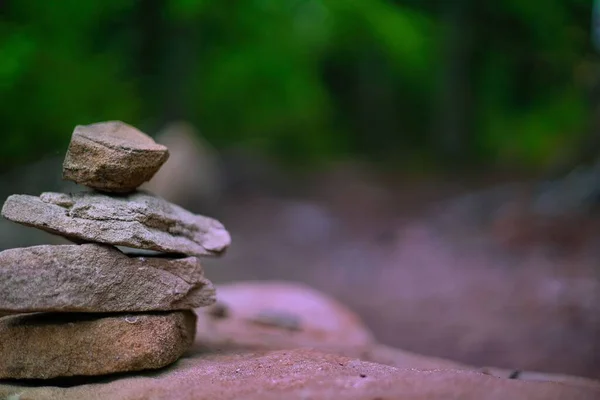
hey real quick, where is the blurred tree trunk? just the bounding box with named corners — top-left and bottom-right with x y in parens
top-left (160, 19), bottom-right (196, 126)
top-left (136, 0), bottom-right (166, 129)
top-left (432, 0), bottom-right (476, 164)
top-left (544, 72), bottom-right (600, 179)
top-left (541, 4), bottom-right (600, 178)
top-left (136, 0), bottom-right (196, 131)
top-left (354, 51), bottom-right (401, 158)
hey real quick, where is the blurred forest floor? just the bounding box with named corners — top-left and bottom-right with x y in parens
top-left (204, 163), bottom-right (600, 379)
top-left (1, 126), bottom-right (600, 380)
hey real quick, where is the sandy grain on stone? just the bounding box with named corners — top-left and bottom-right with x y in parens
top-left (0, 349), bottom-right (597, 400)
top-left (0, 310), bottom-right (197, 379)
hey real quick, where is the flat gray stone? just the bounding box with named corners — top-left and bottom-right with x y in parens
top-left (63, 121), bottom-right (170, 193)
top-left (0, 244), bottom-right (215, 313)
top-left (1, 191), bottom-right (231, 257)
top-left (0, 310), bottom-right (197, 379)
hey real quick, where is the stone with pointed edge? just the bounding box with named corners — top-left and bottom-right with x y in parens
top-left (62, 121), bottom-right (170, 193)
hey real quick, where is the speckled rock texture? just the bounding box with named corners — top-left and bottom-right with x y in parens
top-left (62, 121), bottom-right (169, 193)
top-left (0, 244), bottom-right (215, 313)
top-left (0, 348), bottom-right (597, 399)
top-left (1, 191), bottom-right (231, 256)
top-left (0, 310), bottom-right (197, 379)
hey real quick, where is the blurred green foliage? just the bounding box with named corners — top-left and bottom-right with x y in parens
top-left (0, 0), bottom-right (595, 171)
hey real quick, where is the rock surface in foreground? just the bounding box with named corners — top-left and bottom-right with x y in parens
top-left (0, 244), bottom-right (215, 313)
top-left (0, 310), bottom-right (196, 379)
top-left (0, 349), bottom-right (597, 400)
top-left (62, 121), bottom-right (170, 193)
top-left (1, 191), bottom-right (231, 256)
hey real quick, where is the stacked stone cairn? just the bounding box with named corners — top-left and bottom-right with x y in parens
top-left (0, 121), bottom-right (231, 379)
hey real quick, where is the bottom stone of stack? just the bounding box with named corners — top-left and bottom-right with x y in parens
top-left (0, 310), bottom-right (197, 380)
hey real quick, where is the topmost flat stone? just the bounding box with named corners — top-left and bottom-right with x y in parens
top-left (63, 121), bottom-right (170, 193)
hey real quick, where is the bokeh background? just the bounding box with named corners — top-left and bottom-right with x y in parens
top-left (2, 0), bottom-right (600, 379)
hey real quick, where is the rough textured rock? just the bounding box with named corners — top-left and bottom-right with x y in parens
top-left (0, 244), bottom-right (215, 313)
top-left (0, 349), bottom-right (598, 400)
top-left (62, 121), bottom-right (170, 193)
top-left (0, 310), bottom-right (196, 379)
top-left (1, 191), bottom-right (231, 256)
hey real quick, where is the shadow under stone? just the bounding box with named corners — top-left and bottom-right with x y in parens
top-left (2, 310), bottom-right (178, 327)
top-left (0, 361), bottom-right (178, 388)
